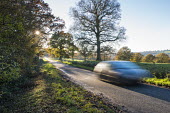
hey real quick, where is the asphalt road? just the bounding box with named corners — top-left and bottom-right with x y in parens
top-left (45, 58), bottom-right (170, 113)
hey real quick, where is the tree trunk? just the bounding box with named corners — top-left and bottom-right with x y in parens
top-left (104, 53), bottom-right (106, 61)
top-left (59, 56), bottom-right (62, 61)
top-left (84, 56), bottom-right (86, 61)
top-left (72, 51), bottom-right (74, 61)
top-left (59, 46), bottom-right (63, 61)
top-left (96, 35), bottom-right (101, 61)
top-left (96, 14), bottom-right (101, 61)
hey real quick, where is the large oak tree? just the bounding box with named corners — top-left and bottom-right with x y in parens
top-left (70, 0), bottom-right (126, 61)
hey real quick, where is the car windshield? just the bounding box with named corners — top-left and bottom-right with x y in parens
top-left (111, 62), bottom-right (140, 69)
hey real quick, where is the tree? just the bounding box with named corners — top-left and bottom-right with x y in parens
top-left (142, 54), bottom-right (155, 62)
top-left (101, 46), bottom-right (116, 60)
top-left (70, 0), bottom-right (126, 61)
top-left (115, 46), bottom-right (131, 61)
top-left (78, 41), bottom-right (93, 61)
top-left (130, 53), bottom-right (143, 62)
top-left (45, 48), bottom-right (53, 57)
top-left (50, 31), bottom-right (73, 60)
top-left (45, 48), bottom-right (59, 58)
top-left (67, 43), bottom-right (78, 60)
top-left (0, 0), bottom-right (64, 83)
top-left (155, 53), bottom-right (169, 63)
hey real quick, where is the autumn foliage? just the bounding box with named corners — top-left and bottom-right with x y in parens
top-left (115, 47), bottom-right (169, 63)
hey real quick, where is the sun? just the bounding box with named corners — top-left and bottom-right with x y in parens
top-left (35, 31), bottom-right (40, 35)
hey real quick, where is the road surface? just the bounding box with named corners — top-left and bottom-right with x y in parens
top-left (45, 58), bottom-right (170, 113)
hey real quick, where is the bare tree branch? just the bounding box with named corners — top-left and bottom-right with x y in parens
top-left (70, 0), bottom-right (126, 61)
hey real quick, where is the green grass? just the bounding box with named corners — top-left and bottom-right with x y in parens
top-left (0, 60), bottom-right (122, 113)
top-left (62, 61), bottom-right (94, 71)
top-left (51, 58), bottom-right (84, 62)
top-left (136, 62), bottom-right (170, 79)
top-left (49, 58), bottom-right (95, 71)
top-left (41, 62), bottom-right (117, 112)
top-left (71, 64), bottom-right (94, 71)
top-left (143, 78), bottom-right (170, 88)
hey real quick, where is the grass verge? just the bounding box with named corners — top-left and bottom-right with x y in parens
top-left (142, 78), bottom-right (170, 88)
top-left (70, 64), bottom-right (94, 71)
top-left (0, 60), bottom-right (125, 113)
top-left (62, 61), bottom-right (94, 71)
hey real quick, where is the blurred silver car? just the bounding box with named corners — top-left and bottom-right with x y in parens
top-left (94, 61), bottom-right (152, 84)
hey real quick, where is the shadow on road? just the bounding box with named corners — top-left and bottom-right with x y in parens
top-left (121, 83), bottom-right (170, 102)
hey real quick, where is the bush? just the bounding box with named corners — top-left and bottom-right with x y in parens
top-left (154, 72), bottom-right (167, 79)
top-left (0, 57), bottom-right (21, 84)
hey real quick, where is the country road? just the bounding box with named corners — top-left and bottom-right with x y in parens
top-left (45, 58), bottom-right (170, 113)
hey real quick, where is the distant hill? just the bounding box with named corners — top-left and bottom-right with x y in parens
top-left (137, 50), bottom-right (170, 56)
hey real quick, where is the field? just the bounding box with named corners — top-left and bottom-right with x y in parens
top-left (136, 63), bottom-right (170, 79)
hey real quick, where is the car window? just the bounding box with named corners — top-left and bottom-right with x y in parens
top-left (111, 62), bottom-right (140, 69)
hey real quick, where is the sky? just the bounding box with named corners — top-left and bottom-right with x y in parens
top-left (44, 0), bottom-right (170, 52)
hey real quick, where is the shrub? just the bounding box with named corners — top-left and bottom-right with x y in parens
top-left (0, 57), bottom-right (21, 84)
top-left (154, 72), bottom-right (166, 79)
